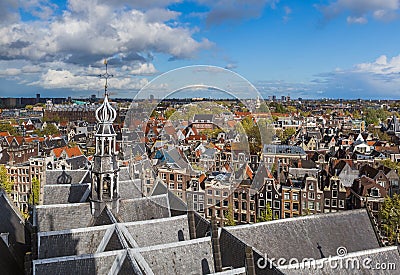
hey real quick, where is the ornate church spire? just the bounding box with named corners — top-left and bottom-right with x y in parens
top-left (91, 60), bottom-right (120, 215)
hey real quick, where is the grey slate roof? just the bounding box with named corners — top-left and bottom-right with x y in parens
top-left (136, 237), bottom-right (215, 275)
top-left (124, 215), bottom-right (190, 247)
top-left (280, 246), bottom-right (400, 275)
top-left (0, 191), bottom-right (29, 274)
top-left (118, 194), bottom-right (171, 223)
top-left (263, 145), bottom-right (306, 156)
top-left (45, 169), bottom-right (89, 185)
top-left (35, 203), bottom-right (94, 232)
top-left (225, 209), bottom-right (380, 263)
top-left (43, 183), bottom-right (90, 205)
top-left (37, 224), bottom-right (113, 259)
top-left (151, 179), bottom-right (188, 216)
top-left (33, 250), bottom-right (128, 275)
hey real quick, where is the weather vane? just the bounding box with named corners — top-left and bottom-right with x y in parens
top-left (98, 59), bottom-right (113, 96)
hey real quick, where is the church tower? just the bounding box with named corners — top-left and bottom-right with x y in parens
top-left (91, 60), bottom-right (120, 216)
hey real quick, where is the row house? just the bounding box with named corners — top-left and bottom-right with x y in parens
top-left (6, 156), bottom-right (45, 212)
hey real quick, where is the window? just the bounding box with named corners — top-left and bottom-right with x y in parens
top-left (316, 202), bottom-right (320, 211)
top-left (303, 193), bottom-right (306, 198)
top-left (331, 199), bottom-right (337, 207)
top-left (207, 198), bottom-right (213, 205)
top-left (208, 208), bottom-right (213, 217)
top-left (284, 202), bottom-right (290, 210)
top-left (293, 203), bottom-right (299, 211)
top-left (308, 182), bottom-right (314, 190)
top-left (308, 192), bottom-right (315, 200)
top-left (215, 190), bottom-right (220, 196)
top-left (193, 195), bottom-right (198, 202)
top-left (169, 183), bottom-right (174, 189)
top-left (308, 201), bottom-right (315, 210)
top-left (223, 200), bottom-right (229, 207)
top-left (234, 201), bottom-right (239, 209)
top-left (267, 192), bottom-right (272, 199)
top-left (293, 193), bottom-right (299, 201)
top-left (177, 174), bottom-right (183, 181)
top-left (207, 190), bottom-right (213, 195)
top-left (377, 181), bottom-right (385, 188)
top-left (284, 213), bottom-right (291, 218)
top-left (223, 191), bottom-right (228, 197)
top-left (284, 193), bottom-right (290, 200)
top-left (332, 190), bottom-right (338, 198)
top-left (199, 195), bottom-right (204, 201)
top-left (250, 202), bottom-right (255, 210)
top-left (250, 215), bottom-right (255, 222)
top-left (371, 189), bottom-right (379, 197)
top-left (267, 185), bottom-right (272, 191)
top-left (332, 182), bottom-right (338, 189)
top-left (234, 192), bottom-right (239, 198)
top-left (177, 183), bottom-right (182, 190)
top-left (170, 174), bottom-right (174, 181)
top-left (234, 213), bottom-right (239, 221)
top-left (274, 201), bottom-right (280, 209)
top-left (241, 214), bottom-right (247, 221)
top-left (242, 193), bottom-right (247, 200)
top-left (325, 199), bottom-right (330, 207)
top-left (242, 202), bottom-right (247, 210)
top-left (259, 199), bottom-right (265, 207)
top-left (161, 173), bottom-right (166, 180)
top-left (339, 200), bottom-right (344, 208)
top-left (302, 201), bottom-right (307, 209)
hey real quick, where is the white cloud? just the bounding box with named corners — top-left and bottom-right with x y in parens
top-left (347, 16), bottom-right (367, 24)
top-left (317, 0), bottom-right (400, 23)
top-left (0, 0), bottom-right (212, 93)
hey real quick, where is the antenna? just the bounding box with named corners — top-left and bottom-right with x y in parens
top-left (98, 59), bottom-right (114, 96)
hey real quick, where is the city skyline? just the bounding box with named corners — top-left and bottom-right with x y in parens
top-left (1, 0), bottom-right (400, 99)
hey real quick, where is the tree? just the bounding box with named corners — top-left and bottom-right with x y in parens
top-left (0, 123), bottom-right (17, 135)
top-left (224, 203), bottom-right (236, 226)
top-left (164, 108), bottom-right (176, 119)
top-left (379, 194), bottom-right (400, 245)
top-left (0, 165), bottom-right (12, 194)
top-left (28, 177), bottom-right (40, 206)
top-left (257, 202), bottom-right (273, 222)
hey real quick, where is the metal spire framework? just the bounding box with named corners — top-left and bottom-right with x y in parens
top-left (98, 59), bottom-right (114, 96)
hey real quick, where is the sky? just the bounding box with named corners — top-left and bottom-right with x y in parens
top-left (1, 0), bottom-right (400, 99)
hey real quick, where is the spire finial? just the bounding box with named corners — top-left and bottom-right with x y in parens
top-left (99, 59), bottom-right (113, 96)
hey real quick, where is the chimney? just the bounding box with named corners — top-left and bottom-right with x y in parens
top-left (245, 245), bottom-right (256, 275)
top-left (211, 216), bottom-right (222, 272)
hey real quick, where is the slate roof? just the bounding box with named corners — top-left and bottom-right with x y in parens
top-left (225, 209), bottom-right (381, 263)
top-left (43, 183), bottom-right (90, 205)
top-left (34, 203), bottom-right (94, 232)
top-left (0, 191), bottom-right (30, 274)
top-left (136, 237), bottom-right (215, 274)
top-left (124, 215), bottom-right (190, 247)
top-left (118, 195), bottom-right (171, 223)
top-left (45, 169), bottom-right (90, 185)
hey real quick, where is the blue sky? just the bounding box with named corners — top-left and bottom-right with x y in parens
top-left (1, 0), bottom-right (400, 99)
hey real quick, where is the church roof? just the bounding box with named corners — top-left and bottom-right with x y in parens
top-left (225, 209), bottom-right (380, 263)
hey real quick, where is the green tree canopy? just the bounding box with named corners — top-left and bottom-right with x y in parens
top-left (224, 203), bottom-right (236, 226)
top-left (0, 165), bottom-right (12, 194)
top-left (28, 177), bottom-right (40, 206)
top-left (379, 194), bottom-right (400, 245)
top-left (0, 123), bottom-right (17, 135)
top-left (257, 202), bottom-right (273, 222)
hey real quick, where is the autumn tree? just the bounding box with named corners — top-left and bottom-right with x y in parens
top-left (0, 123), bottom-right (17, 135)
top-left (257, 202), bottom-right (273, 222)
top-left (0, 165), bottom-right (12, 194)
top-left (379, 194), bottom-right (400, 245)
top-left (224, 203), bottom-right (236, 226)
top-left (28, 177), bottom-right (40, 206)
